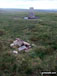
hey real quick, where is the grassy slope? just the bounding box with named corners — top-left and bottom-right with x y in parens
top-left (0, 11), bottom-right (57, 76)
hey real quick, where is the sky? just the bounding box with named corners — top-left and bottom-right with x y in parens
top-left (0, 0), bottom-right (57, 9)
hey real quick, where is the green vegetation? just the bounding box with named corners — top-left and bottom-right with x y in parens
top-left (0, 11), bottom-right (57, 76)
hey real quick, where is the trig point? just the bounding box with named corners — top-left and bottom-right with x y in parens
top-left (24, 7), bottom-right (38, 19)
top-left (28, 7), bottom-right (35, 19)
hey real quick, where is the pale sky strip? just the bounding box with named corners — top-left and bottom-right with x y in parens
top-left (0, 0), bottom-right (57, 9)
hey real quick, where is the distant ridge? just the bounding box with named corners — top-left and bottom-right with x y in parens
top-left (0, 8), bottom-right (57, 12)
top-left (35, 9), bottom-right (57, 12)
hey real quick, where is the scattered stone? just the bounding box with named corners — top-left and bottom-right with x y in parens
top-left (24, 17), bottom-right (28, 19)
top-left (13, 50), bottom-right (18, 54)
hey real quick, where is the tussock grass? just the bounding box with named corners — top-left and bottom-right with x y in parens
top-left (0, 11), bottom-right (57, 76)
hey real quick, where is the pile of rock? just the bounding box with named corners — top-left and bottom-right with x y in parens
top-left (10, 38), bottom-right (31, 54)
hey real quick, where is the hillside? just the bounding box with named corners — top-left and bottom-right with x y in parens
top-left (0, 11), bottom-right (57, 76)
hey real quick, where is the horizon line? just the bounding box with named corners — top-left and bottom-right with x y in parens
top-left (0, 8), bottom-right (57, 10)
